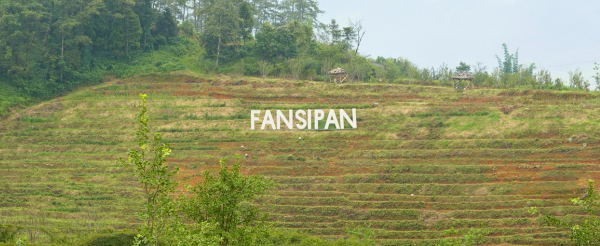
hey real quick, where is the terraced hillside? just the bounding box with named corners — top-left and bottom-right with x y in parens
top-left (2, 72), bottom-right (600, 245)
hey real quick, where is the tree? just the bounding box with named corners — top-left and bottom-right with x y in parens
top-left (182, 157), bottom-right (275, 246)
top-left (120, 94), bottom-right (221, 246)
top-left (455, 62), bottom-right (471, 73)
top-left (495, 43), bottom-right (518, 74)
top-left (554, 77), bottom-right (564, 90)
top-left (383, 59), bottom-right (399, 83)
top-left (153, 8), bottom-right (178, 46)
top-left (255, 22), bottom-right (297, 61)
top-left (136, 0), bottom-right (154, 51)
top-left (593, 63), bottom-right (600, 91)
top-left (258, 60), bottom-right (273, 79)
top-left (341, 26), bottom-right (355, 51)
top-left (535, 69), bottom-right (552, 89)
top-left (202, 0), bottom-right (240, 72)
top-left (110, 4), bottom-right (142, 59)
top-left (283, 0), bottom-right (323, 25)
top-left (328, 19), bottom-right (341, 45)
top-left (530, 180), bottom-right (600, 246)
top-left (568, 68), bottom-right (589, 91)
top-left (239, 2), bottom-right (254, 45)
top-left (349, 19), bottom-right (365, 55)
top-left (118, 94), bottom-right (179, 246)
top-left (346, 55), bottom-right (369, 83)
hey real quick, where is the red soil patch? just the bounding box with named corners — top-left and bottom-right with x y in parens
top-left (210, 92), bottom-right (234, 99)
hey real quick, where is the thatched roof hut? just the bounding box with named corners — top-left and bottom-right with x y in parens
top-left (329, 67), bottom-right (346, 75)
top-left (452, 72), bottom-right (474, 80)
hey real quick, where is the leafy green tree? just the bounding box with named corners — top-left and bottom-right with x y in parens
top-left (594, 63), bottom-right (600, 91)
top-left (202, 0), bottom-right (240, 72)
top-left (153, 8), bottom-right (178, 46)
top-left (258, 60), bottom-right (273, 79)
top-left (530, 180), bottom-right (600, 246)
top-left (110, 4), bottom-right (142, 59)
top-left (135, 0), bottom-right (155, 51)
top-left (568, 68), bottom-right (590, 91)
top-left (328, 19), bottom-right (341, 45)
top-left (383, 59), bottom-right (399, 83)
top-left (495, 43), bottom-right (518, 74)
top-left (239, 2), bottom-right (254, 45)
top-left (287, 20), bottom-right (315, 55)
top-left (535, 69), bottom-right (552, 89)
top-left (554, 77), bottom-right (564, 90)
top-left (282, 0), bottom-right (323, 25)
top-left (255, 22), bottom-right (297, 61)
top-left (118, 94), bottom-right (179, 246)
top-left (182, 157), bottom-right (275, 246)
top-left (341, 26), bottom-right (355, 51)
top-left (455, 62), bottom-right (471, 73)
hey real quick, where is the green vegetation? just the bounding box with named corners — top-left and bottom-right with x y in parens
top-left (2, 73), bottom-right (600, 245)
top-left (2, 0), bottom-right (600, 245)
top-left (2, 0), bottom-right (596, 118)
top-left (530, 180), bottom-right (600, 246)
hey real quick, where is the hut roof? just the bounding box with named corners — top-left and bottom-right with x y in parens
top-left (452, 72), bottom-right (474, 80)
top-left (329, 67), bottom-right (346, 75)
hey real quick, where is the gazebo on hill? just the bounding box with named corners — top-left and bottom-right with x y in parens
top-left (452, 72), bottom-right (474, 89)
top-left (329, 67), bottom-right (347, 83)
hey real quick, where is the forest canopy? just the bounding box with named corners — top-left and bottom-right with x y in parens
top-left (0, 0), bottom-right (594, 116)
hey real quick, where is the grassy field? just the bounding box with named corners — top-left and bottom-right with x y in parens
top-left (2, 72), bottom-right (600, 245)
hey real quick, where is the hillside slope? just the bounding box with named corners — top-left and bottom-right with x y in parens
top-left (2, 72), bottom-right (600, 245)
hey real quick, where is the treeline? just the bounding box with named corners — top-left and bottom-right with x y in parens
top-left (373, 44), bottom-right (596, 91)
top-left (0, 0), bottom-right (368, 106)
top-left (1, 0), bottom-right (596, 110)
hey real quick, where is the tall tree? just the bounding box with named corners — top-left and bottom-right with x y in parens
top-left (153, 7), bottom-right (178, 46)
top-left (328, 19), bottom-right (340, 45)
top-left (109, 0), bottom-right (142, 59)
top-left (495, 43), bottom-right (518, 74)
top-left (202, 0), bottom-right (239, 72)
top-left (135, 0), bottom-right (154, 51)
top-left (349, 19), bottom-right (365, 55)
top-left (341, 26), bottom-right (354, 51)
top-left (239, 2), bottom-right (254, 45)
top-left (455, 62), bottom-right (471, 73)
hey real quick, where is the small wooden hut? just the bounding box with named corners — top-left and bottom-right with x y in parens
top-left (329, 67), bottom-right (348, 83)
top-left (452, 72), bottom-right (474, 89)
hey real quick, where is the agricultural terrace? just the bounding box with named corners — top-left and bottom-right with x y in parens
top-left (2, 72), bottom-right (600, 245)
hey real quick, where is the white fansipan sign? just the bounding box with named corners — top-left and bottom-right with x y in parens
top-left (250, 109), bottom-right (357, 130)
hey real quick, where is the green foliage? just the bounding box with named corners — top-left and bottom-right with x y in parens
top-left (455, 62), bottom-right (470, 73)
top-left (0, 224), bottom-right (20, 243)
top-left (265, 226), bottom-right (379, 246)
top-left (153, 8), bottom-right (178, 47)
top-left (109, 4), bottom-right (142, 59)
top-left (182, 157), bottom-right (275, 246)
top-left (495, 43), bottom-right (519, 74)
top-left (118, 94), bottom-right (179, 246)
top-left (568, 68), bottom-right (590, 91)
top-left (255, 22), bottom-right (297, 61)
top-left (80, 233), bottom-right (137, 246)
top-left (435, 226), bottom-right (490, 246)
top-left (530, 180), bottom-right (600, 246)
top-left (239, 2), bottom-right (254, 45)
top-left (594, 62), bottom-right (600, 91)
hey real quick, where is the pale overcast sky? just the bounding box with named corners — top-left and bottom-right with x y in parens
top-left (318, 0), bottom-right (599, 83)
